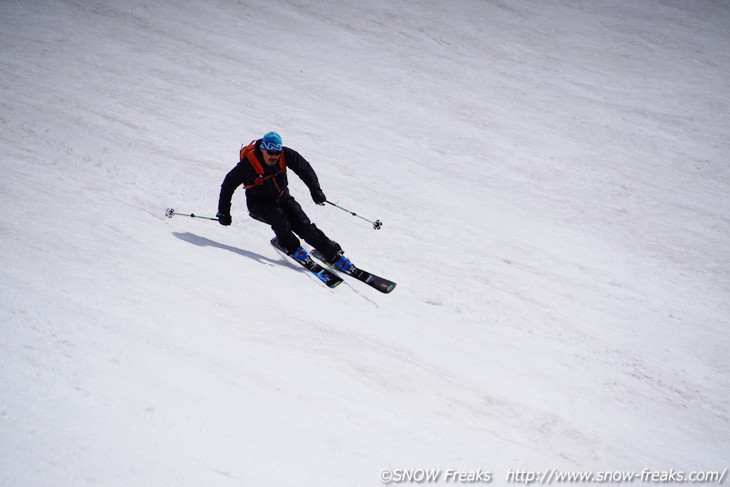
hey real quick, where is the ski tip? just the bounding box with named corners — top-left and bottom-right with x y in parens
top-left (381, 282), bottom-right (396, 293)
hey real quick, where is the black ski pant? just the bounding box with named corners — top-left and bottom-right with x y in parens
top-left (249, 196), bottom-right (341, 261)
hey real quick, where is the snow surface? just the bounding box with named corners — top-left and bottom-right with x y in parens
top-left (1, 0), bottom-right (729, 485)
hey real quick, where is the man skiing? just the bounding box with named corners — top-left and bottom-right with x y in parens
top-left (217, 131), bottom-right (352, 271)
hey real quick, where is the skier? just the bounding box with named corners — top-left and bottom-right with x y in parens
top-left (217, 131), bottom-right (353, 271)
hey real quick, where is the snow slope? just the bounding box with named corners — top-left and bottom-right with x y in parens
top-left (1, 0), bottom-right (728, 485)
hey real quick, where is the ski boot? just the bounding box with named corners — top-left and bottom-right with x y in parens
top-left (291, 247), bottom-right (310, 263)
top-left (329, 251), bottom-right (353, 272)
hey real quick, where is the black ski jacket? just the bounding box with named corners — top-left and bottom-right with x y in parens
top-left (218, 140), bottom-right (322, 215)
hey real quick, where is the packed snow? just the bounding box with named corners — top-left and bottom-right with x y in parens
top-left (1, 0), bottom-right (728, 485)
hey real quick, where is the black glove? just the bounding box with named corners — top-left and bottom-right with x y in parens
top-left (311, 189), bottom-right (327, 206)
top-left (216, 212), bottom-right (232, 226)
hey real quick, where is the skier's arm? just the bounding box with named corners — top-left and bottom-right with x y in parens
top-left (286, 149), bottom-right (326, 204)
top-left (286, 149), bottom-right (321, 192)
top-left (218, 164), bottom-right (246, 215)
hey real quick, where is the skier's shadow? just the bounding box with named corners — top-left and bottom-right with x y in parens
top-left (172, 232), bottom-right (281, 267)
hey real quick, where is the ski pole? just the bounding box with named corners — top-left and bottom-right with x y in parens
top-left (165, 208), bottom-right (219, 221)
top-left (325, 201), bottom-right (382, 230)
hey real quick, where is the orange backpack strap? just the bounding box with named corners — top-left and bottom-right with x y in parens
top-left (239, 140), bottom-right (287, 190)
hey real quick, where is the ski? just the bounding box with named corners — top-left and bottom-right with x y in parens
top-left (270, 238), bottom-right (343, 288)
top-left (310, 249), bottom-right (397, 294)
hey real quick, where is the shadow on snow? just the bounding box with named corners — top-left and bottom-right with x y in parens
top-left (172, 232), bottom-right (281, 267)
